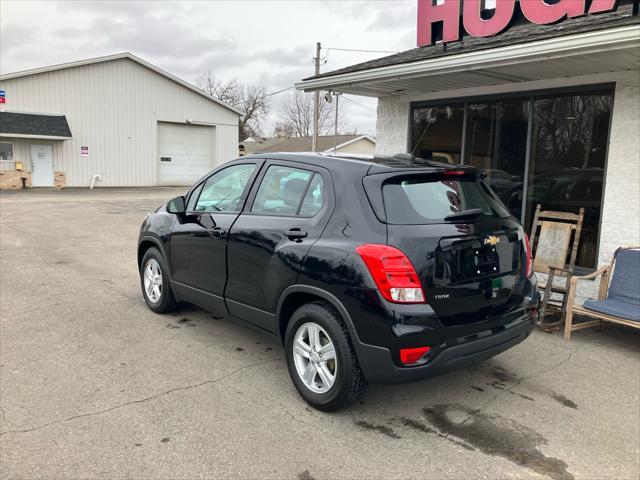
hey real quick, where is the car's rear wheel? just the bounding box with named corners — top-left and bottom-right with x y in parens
top-left (285, 301), bottom-right (367, 411)
top-left (140, 247), bottom-right (177, 313)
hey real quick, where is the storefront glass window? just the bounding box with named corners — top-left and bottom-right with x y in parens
top-left (411, 104), bottom-right (464, 164)
top-left (525, 91), bottom-right (613, 268)
top-left (410, 87), bottom-right (613, 269)
top-left (464, 99), bottom-right (529, 217)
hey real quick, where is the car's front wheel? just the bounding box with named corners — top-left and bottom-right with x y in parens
top-left (285, 301), bottom-right (367, 411)
top-left (140, 247), bottom-right (177, 313)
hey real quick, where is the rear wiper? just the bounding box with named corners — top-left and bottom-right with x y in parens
top-left (444, 208), bottom-right (484, 222)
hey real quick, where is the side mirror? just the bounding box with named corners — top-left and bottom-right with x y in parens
top-left (167, 196), bottom-right (186, 214)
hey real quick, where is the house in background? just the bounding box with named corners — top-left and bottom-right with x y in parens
top-left (0, 53), bottom-right (240, 188)
top-left (240, 134), bottom-right (375, 156)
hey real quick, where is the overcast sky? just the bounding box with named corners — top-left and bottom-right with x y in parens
top-left (1, 0), bottom-right (419, 136)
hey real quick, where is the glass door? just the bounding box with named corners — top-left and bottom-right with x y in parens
top-left (525, 91), bottom-right (613, 268)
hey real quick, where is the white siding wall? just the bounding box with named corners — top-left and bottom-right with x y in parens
top-left (375, 70), bottom-right (640, 302)
top-left (0, 58), bottom-right (239, 186)
top-left (0, 137), bottom-right (61, 169)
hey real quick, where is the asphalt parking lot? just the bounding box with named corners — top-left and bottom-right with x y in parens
top-left (1, 187), bottom-right (639, 480)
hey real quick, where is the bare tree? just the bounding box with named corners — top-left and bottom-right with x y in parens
top-left (195, 70), bottom-right (269, 141)
top-left (272, 120), bottom-right (297, 138)
top-left (275, 90), bottom-right (349, 138)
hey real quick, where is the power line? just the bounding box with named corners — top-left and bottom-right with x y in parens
top-left (325, 47), bottom-right (399, 55)
top-left (265, 86), bottom-right (294, 97)
top-left (341, 95), bottom-right (377, 113)
top-left (229, 86), bottom-right (294, 106)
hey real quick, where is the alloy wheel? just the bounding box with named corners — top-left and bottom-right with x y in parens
top-left (293, 322), bottom-right (337, 394)
top-left (143, 258), bottom-right (163, 303)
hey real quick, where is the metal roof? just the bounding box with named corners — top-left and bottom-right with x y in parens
top-left (0, 52), bottom-right (243, 116)
top-left (0, 111), bottom-right (72, 139)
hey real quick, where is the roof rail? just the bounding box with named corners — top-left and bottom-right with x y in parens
top-left (392, 153), bottom-right (415, 163)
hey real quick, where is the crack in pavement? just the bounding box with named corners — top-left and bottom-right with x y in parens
top-left (0, 359), bottom-right (278, 437)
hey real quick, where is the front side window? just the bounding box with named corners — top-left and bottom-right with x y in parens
top-left (194, 163), bottom-right (256, 213)
top-left (251, 166), bottom-right (318, 216)
top-left (186, 183), bottom-right (204, 211)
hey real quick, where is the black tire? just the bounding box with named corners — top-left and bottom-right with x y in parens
top-left (140, 247), bottom-right (178, 314)
top-left (285, 301), bottom-right (367, 411)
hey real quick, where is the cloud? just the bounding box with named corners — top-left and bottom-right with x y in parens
top-left (0, 24), bottom-right (34, 51)
top-left (368, 4), bottom-right (416, 33)
top-left (1, 0), bottom-right (401, 136)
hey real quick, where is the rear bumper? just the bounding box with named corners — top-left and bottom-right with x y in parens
top-left (353, 313), bottom-right (534, 384)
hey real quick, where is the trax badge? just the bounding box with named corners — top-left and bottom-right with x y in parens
top-left (484, 236), bottom-right (500, 246)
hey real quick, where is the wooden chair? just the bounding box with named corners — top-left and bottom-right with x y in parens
top-left (529, 205), bottom-right (585, 326)
top-left (564, 247), bottom-right (640, 340)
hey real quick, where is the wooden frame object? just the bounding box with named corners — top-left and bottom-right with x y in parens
top-left (529, 204), bottom-right (585, 325)
top-left (564, 246), bottom-right (640, 340)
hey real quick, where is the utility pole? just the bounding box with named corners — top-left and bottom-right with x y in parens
top-left (312, 42), bottom-right (321, 152)
top-left (333, 92), bottom-right (341, 154)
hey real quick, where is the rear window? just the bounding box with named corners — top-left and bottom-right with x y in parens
top-left (382, 177), bottom-right (511, 224)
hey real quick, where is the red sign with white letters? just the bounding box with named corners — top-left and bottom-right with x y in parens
top-left (417, 0), bottom-right (619, 47)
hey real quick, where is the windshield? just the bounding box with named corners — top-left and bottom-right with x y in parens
top-left (382, 176), bottom-right (511, 224)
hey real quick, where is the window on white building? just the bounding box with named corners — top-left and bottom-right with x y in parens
top-left (0, 142), bottom-right (13, 161)
top-left (0, 142), bottom-right (14, 171)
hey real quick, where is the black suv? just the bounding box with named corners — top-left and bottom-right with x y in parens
top-left (138, 153), bottom-right (538, 410)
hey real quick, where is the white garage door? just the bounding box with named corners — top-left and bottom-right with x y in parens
top-left (157, 122), bottom-right (215, 186)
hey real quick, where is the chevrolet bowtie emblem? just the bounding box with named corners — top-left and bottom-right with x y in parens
top-left (484, 236), bottom-right (500, 246)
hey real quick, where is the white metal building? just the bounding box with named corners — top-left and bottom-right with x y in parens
top-left (0, 53), bottom-right (240, 188)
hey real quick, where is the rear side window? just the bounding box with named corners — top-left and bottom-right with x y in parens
top-left (299, 174), bottom-right (324, 217)
top-left (252, 166), bottom-right (324, 216)
top-left (382, 177), bottom-right (510, 224)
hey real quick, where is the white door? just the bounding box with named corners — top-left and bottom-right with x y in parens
top-left (157, 122), bottom-right (215, 186)
top-left (31, 145), bottom-right (54, 187)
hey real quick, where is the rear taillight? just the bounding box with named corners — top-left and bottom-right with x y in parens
top-left (355, 244), bottom-right (426, 303)
top-left (524, 233), bottom-right (532, 278)
top-left (400, 346), bottom-right (431, 365)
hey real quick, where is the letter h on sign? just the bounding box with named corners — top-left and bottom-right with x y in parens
top-left (417, 0), bottom-right (462, 47)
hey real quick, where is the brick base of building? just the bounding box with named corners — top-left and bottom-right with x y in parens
top-left (0, 170), bottom-right (32, 189)
top-left (0, 170), bottom-right (66, 189)
top-left (54, 171), bottom-right (66, 189)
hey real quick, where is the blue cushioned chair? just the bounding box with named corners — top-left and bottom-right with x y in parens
top-left (564, 247), bottom-right (640, 340)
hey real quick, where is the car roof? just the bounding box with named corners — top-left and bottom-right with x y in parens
top-left (235, 152), bottom-right (480, 175)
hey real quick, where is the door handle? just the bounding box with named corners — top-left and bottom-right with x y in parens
top-left (285, 228), bottom-right (308, 242)
top-left (209, 227), bottom-right (226, 238)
